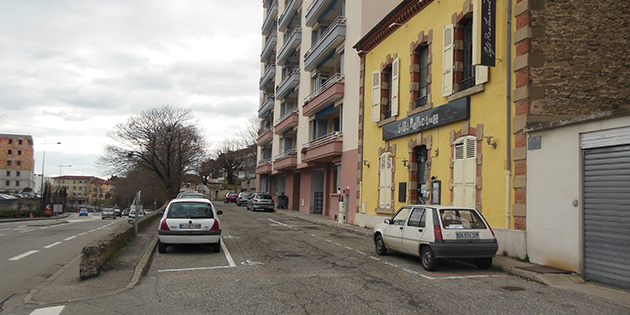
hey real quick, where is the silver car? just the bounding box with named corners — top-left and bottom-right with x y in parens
top-left (246, 193), bottom-right (275, 212)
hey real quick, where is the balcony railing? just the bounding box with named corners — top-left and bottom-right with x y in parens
top-left (305, 0), bottom-right (335, 27)
top-left (260, 32), bottom-right (277, 62)
top-left (262, 0), bottom-right (278, 35)
top-left (278, 0), bottom-right (302, 32)
top-left (302, 131), bottom-right (343, 149)
top-left (304, 73), bottom-right (344, 104)
top-left (304, 16), bottom-right (345, 60)
top-left (275, 107), bottom-right (298, 125)
top-left (257, 158), bottom-right (272, 167)
top-left (277, 27), bottom-right (301, 65)
top-left (258, 94), bottom-right (275, 118)
top-left (274, 150), bottom-right (297, 160)
top-left (276, 66), bottom-right (300, 100)
top-left (259, 63), bottom-right (276, 90)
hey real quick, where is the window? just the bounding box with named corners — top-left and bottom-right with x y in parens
top-left (5, 180), bottom-right (9, 186)
top-left (378, 152), bottom-right (393, 208)
top-left (440, 209), bottom-right (487, 229)
top-left (5, 171), bottom-right (9, 177)
top-left (7, 160), bottom-right (11, 166)
top-left (18, 139), bottom-right (23, 145)
top-left (334, 164), bottom-right (341, 192)
top-left (16, 171), bottom-right (20, 177)
top-left (8, 149), bottom-right (12, 155)
top-left (281, 137), bottom-right (293, 153)
top-left (15, 181), bottom-right (19, 187)
top-left (17, 150), bottom-right (22, 155)
top-left (311, 71), bottom-right (329, 92)
top-left (408, 208), bottom-right (426, 227)
top-left (417, 46), bottom-right (429, 107)
top-left (391, 207), bottom-right (410, 225)
top-left (311, 119), bottom-right (328, 140)
top-left (371, 58), bottom-right (399, 122)
top-left (16, 161), bottom-right (21, 166)
top-left (460, 19), bottom-right (475, 91)
top-left (8, 139), bottom-right (12, 144)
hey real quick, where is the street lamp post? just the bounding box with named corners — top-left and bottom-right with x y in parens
top-left (40, 142), bottom-right (61, 216)
top-left (58, 164), bottom-right (72, 176)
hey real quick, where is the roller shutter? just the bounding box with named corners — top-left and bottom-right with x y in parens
top-left (582, 127), bottom-right (630, 290)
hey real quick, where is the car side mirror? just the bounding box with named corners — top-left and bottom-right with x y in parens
top-left (384, 219), bottom-right (392, 224)
top-left (158, 210), bottom-right (164, 215)
top-left (217, 210), bottom-right (223, 215)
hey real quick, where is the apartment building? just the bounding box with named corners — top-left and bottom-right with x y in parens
top-left (0, 134), bottom-right (35, 193)
top-left (54, 175), bottom-right (93, 207)
top-left (257, 0), bottom-right (402, 223)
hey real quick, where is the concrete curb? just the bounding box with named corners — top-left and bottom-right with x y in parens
top-left (126, 234), bottom-right (158, 289)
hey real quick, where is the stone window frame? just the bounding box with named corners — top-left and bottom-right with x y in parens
top-left (375, 143), bottom-right (397, 214)
top-left (375, 54), bottom-right (398, 126)
top-left (409, 30), bottom-right (434, 116)
top-left (448, 122), bottom-right (485, 212)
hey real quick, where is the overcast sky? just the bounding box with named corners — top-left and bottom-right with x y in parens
top-left (0, 0), bottom-right (262, 179)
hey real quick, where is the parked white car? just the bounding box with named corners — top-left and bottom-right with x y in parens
top-left (157, 198), bottom-right (223, 253)
top-left (373, 205), bottom-right (498, 271)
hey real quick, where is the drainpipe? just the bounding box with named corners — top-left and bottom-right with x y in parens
top-left (505, 0), bottom-right (513, 230)
top-left (359, 51), bottom-right (366, 211)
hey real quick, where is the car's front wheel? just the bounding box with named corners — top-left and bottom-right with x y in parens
top-left (475, 257), bottom-right (493, 269)
top-left (420, 246), bottom-right (438, 271)
top-left (158, 240), bottom-right (167, 253)
top-left (375, 234), bottom-right (387, 255)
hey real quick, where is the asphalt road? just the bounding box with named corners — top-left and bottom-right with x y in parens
top-left (0, 212), bottom-right (125, 311)
top-left (25, 202), bottom-right (629, 315)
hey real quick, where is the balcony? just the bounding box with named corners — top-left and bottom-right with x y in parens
top-left (276, 66), bottom-right (300, 100)
top-left (258, 94), bottom-right (275, 118)
top-left (259, 64), bottom-right (276, 90)
top-left (262, 0), bottom-right (278, 35)
top-left (273, 150), bottom-right (298, 171)
top-left (260, 32), bottom-right (277, 62)
top-left (257, 128), bottom-right (273, 146)
top-left (304, 16), bottom-right (346, 72)
top-left (301, 131), bottom-right (343, 163)
top-left (305, 0), bottom-right (337, 27)
top-left (256, 158), bottom-right (272, 175)
top-left (277, 27), bottom-right (301, 66)
top-left (278, 0), bottom-right (302, 32)
top-left (274, 108), bottom-right (299, 135)
top-left (303, 73), bottom-right (344, 116)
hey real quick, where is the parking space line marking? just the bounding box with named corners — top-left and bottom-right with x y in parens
top-left (29, 305), bottom-right (65, 315)
top-left (9, 250), bottom-right (39, 261)
top-left (0, 234), bottom-right (4, 237)
top-left (369, 256), bottom-right (381, 261)
top-left (222, 238), bottom-right (236, 267)
top-left (267, 218), bottom-right (290, 227)
top-left (64, 236), bottom-right (76, 241)
top-left (44, 242), bottom-right (63, 249)
top-left (159, 265), bottom-right (235, 273)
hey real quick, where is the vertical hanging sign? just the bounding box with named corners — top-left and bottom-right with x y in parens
top-left (481, 0), bottom-right (496, 66)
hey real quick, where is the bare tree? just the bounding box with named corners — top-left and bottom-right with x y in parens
top-left (237, 115), bottom-right (259, 148)
top-left (98, 105), bottom-right (207, 199)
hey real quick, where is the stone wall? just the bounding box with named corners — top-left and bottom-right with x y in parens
top-left (529, 0), bottom-right (630, 117)
top-left (79, 211), bottom-right (160, 279)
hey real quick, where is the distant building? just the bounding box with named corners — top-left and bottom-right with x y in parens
top-left (53, 175), bottom-right (115, 208)
top-left (0, 134), bottom-right (35, 194)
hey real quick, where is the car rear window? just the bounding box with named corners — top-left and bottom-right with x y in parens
top-left (439, 209), bottom-right (487, 229)
top-left (257, 194), bottom-right (272, 199)
top-left (167, 203), bottom-right (214, 219)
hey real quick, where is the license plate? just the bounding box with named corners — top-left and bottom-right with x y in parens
top-left (180, 223), bottom-right (201, 229)
top-left (456, 232), bottom-right (479, 239)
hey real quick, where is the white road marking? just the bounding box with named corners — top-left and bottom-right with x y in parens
top-left (9, 250), bottom-right (39, 261)
top-left (159, 265), bottom-right (235, 273)
top-left (44, 242), bottom-right (63, 249)
top-left (240, 260), bottom-right (264, 266)
top-left (0, 234), bottom-right (4, 237)
top-left (29, 305), bottom-right (65, 315)
top-left (63, 236), bottom-right (76, 241)
top-left (267, 218), bottom-right (290, 227)
top-left (222, 238), bottom-right (236, 267)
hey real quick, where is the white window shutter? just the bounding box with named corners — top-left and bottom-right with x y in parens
top-left (476, 65), bottom-right (488, 85)
top-left (442, 24), bottom-right (454, 97)
top-left (371, 70), bottom-right (381, 123)
top-left (391, 58), bottom-right (399, 117)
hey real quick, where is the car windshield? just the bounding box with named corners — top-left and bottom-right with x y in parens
top-left (167, 202), bottom-right (214, 219)
top-left (256, 194), bottom-right (272, 199)
top-left (439, 209), bottom-right (487, 229)
top-left (239, 193), bottom-right (252, 198)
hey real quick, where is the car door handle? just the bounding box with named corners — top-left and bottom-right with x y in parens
top-left (399, 226), bottom-right (404, 230)
top-left (418, 229), bottom-right (423, 232)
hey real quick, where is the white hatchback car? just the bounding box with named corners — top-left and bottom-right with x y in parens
top-left (373, 205), bottom-right (498, 271)
top-left (158, 198), bottom-right (223, 253)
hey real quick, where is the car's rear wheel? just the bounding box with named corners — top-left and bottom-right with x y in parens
top-left (475, 257), bottom-right (493, 269)
top-left (212, 241), bottom-right (221, 253)
top-left (375, 234), bottom-right (387, 255)
top-left (420, 246), bottom-right (438, 271)
top-left (158, 240), bottom-right (167, 253)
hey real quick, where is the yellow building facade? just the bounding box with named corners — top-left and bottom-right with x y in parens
top-left (355, 0), bottom-right (523, 256)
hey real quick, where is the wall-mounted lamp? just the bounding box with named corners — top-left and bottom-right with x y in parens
top-left (402, 159), bottom-right (411, 169)
top-left (388, 22), bottom-right (406, 29)
top-left (485, 136), bottom-right (497, 149)
top-left (363, 160), bottom-right (370, 168)
top-left (431, 175), bottom-right (438, 181)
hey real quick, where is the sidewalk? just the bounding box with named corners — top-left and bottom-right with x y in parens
top-left (277, 209), bottom-right (630, 309)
